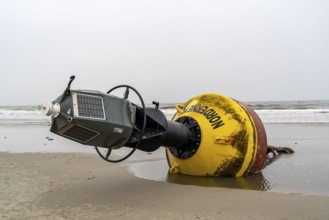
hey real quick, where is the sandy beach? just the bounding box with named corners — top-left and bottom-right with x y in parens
top-left (1, 152), bottom-right (329, 220)
top-left (1, 123), bottom-right (329, 219)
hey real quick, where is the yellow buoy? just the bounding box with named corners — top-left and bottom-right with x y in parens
top-left (44, 76), bottom-right (288, 178)
top-left (165, 94), bottom-right (267, 177)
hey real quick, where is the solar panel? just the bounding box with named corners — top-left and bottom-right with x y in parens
top-left (76, 94), bottom-right (105, 119)
top-left (63, 124), bottom-right (99, 143)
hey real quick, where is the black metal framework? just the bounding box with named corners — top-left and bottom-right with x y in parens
top-left (95, 85), bottom-right (146, 163)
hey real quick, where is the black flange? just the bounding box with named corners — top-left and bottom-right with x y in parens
top-left (168, 116), bottom-right (201, 159)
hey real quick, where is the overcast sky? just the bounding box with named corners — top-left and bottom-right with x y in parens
top-left (1, 0), bottom-right (328, 106)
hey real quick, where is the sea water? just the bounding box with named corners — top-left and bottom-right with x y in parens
top-left (1, 100), bottom-right (329, 123)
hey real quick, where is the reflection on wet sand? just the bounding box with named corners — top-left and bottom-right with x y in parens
top-left (166, 172), bottom-right (271, 191)
top-left (128, 159), bottom-right (271, 192)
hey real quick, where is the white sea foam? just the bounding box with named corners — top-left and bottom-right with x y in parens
top-left (256, 109), bottom-right (329, 123)
top-left (1, 105), bottom-right (329, 124)
top-left (161, 108), bottom-right (329, 123)
top-left (0, 109), bottom-right (49, 122)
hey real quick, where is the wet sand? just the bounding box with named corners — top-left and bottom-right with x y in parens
top-left (1, 123), bottom-right (329, 219)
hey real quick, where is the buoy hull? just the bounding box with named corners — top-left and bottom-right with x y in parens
top-left (238, 102), bottom-right (267, 173)
top-left (166, 94), bottom-right (267, 177)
